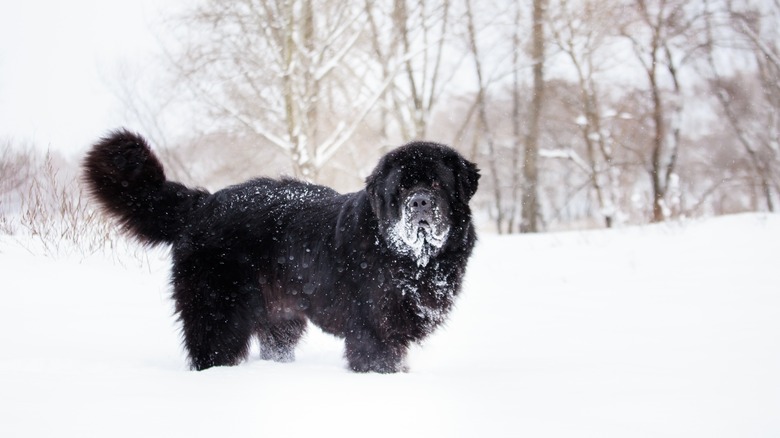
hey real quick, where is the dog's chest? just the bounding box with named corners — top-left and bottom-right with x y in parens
top-left (390, 264), bottom-right (456, 332)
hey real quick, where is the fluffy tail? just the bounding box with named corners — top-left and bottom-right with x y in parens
top-left (82, 129), bottom-right (208, 246)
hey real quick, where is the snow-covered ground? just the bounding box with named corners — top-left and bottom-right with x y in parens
top-left (1, 213), bottom-right (779, 437)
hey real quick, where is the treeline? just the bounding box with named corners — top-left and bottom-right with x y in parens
top-left (68, 0), bottom-right (780, 232)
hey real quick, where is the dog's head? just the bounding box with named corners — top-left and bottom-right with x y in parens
top-left (366, 142), bottom-right (479, 266)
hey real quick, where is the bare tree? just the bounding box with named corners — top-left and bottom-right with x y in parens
top-left (363, 0), bottom-right (463, 146)
top-left (548, 0), bottom-right (621, 228)
top-left (168, 0), bottom-right (392, 180)
top-left (620, 0), bottom-right (677, 222)
top-left (618, 0), bottom-right (711, 222)
top-left (521, 0), bottom-right (547, 232)
top-left (507, 1), bottom-right (525, 233)
top-left (105, 61), bottom-right (200, 183)
top-left (703, 0), bottom-right (780, 212)
top-left (464, 0), bottom-right (507, 232)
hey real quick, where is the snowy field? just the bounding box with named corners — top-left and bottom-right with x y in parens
top-left (1, 213), bottom-right (779, 437)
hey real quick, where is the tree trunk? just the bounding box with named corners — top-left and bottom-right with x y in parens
top-left (521, 0), bottom-right (546, 233)
top-left (508, 2), bottom-right (522, 233)
top-left (649, 66), bottom-right (666, 223)
top-left (465, 0), bottom-right (504, 233)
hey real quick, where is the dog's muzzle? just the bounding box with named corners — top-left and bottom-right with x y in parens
top-left (405, 191), bottom-right (436, 233)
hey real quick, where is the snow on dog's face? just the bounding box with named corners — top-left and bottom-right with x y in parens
top-left (387, 184), bottom-right (451, 267)
top-left (366, 142), bottom-right (479, 267)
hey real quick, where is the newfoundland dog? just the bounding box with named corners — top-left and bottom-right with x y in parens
top-left (83, 130), bottom-right (479, 372)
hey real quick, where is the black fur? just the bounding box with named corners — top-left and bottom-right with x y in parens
top-left (83, 129), bottom-right (479, 372)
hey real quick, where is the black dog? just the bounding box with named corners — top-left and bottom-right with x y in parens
top-left (83, 130), bottom-right (479, 372)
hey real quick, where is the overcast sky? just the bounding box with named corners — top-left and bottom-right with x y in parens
top-left (0, 0), bottom-right (172, 156)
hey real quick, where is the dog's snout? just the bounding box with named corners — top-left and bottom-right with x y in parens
top-left (407, 192), bottom-right (434, 217)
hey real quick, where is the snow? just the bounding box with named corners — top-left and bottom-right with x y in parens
top-left (1, 213), bottom-right (779, 437)
top-left (389, 204), bottom-right (450, 267)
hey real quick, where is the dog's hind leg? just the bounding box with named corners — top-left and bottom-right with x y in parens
top-left (172, 257), bottom-right (259, 371)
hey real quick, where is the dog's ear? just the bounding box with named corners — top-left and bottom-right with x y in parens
top-left (456, 157), bottom-right (480, 201)
top-left (365, 168), bottom-right (383, 216)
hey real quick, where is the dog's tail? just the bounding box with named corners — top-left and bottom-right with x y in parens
top-left (82, 129), bottom-right (209, 246)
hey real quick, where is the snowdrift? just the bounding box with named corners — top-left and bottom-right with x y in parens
top-left (1, 214), bottom-right (778, 437)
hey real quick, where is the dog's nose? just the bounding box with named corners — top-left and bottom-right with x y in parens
top-left (407, 192), bottom-right (434, 218)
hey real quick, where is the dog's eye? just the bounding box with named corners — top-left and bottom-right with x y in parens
top-left (431, 181), bottom-right (441, 190)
